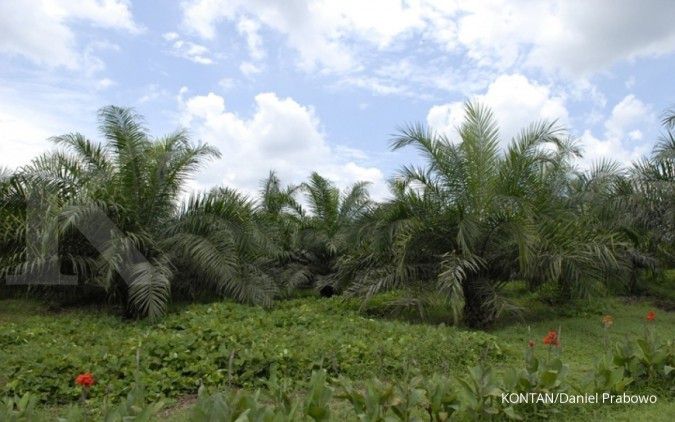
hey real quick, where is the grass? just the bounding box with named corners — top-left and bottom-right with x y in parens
top-left (0, 291), bottom-right (672, 420)
top-left (490, 294), bottom-right (675, 421)
top-left (492, 286), bottom-right (674, 377)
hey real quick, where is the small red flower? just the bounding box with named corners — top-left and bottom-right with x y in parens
top-left (75, 372), bottom-right (95, 388)
top-left (543, 330), bottom-right (559, 347)
top-left (601, 314), bottom-right (614, 328)
top-left (646, 310), bottom-right (656, 321)
top-left (527, 339), bottom-right (535, 349)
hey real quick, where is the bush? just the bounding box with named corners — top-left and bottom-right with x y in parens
top-left (0, 298), bottom-right (500, 405)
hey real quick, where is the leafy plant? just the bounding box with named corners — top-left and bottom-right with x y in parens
top-left (0, 393), bottom-right (41, 421)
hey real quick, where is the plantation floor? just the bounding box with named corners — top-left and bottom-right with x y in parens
top-left (0, 295), bottom-right (673, 421)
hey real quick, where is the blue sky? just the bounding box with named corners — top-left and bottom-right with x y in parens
top-left (1, 0), bottom-right (674, 199)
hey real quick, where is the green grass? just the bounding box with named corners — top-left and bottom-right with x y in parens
top-left (490, 295), bottom-right (675, 421)
top-left (0, 294), bottom-right (672, 420)
top-left (492, 295), bottom-right (674, 376)
top-left (642, 269), bottom-right (675, 310)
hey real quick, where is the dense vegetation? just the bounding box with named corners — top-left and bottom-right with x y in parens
top-left (0, 297), bottom-right (499, 404)
top-left (1, 103), bottom-right (672, 328)
top-left (0, 295), bottom-right (673, 420)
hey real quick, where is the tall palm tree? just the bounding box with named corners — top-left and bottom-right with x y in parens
top-left (0, 106), bottom-right (275, 319)
top-left (625, 117), bottom-right (675, 268)
top-left (343, 102), bottom-right (627, 326)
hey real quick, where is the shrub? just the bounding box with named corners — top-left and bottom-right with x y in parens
top-left (0, 298), bottom-right (500, 404)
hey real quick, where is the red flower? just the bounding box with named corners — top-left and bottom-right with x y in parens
top-left (601, 314), bottom-right (614, 328)
top-left (75, 372), bottom-right (95, 388)
top-left (527, 339), bottom-right (535, 349)
top-left (543, 330), bottom-right (559, 347)
top-left (646, 310), bottom-right (656, 322)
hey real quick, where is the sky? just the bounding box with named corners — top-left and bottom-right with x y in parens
top-left (1, 0), bottom-right (674, 200)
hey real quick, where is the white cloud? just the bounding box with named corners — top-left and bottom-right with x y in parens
top-left (427, 74), bottom-right (569, 145)
top-left (237, 17), bottom-right (265, 61)
top-left (0, 0), bottom-right (139, 68)
top-left (96, 78), bottom-right (114, 90)
top-left (426, 80), bottom-right (656, 167)
top-left (0, 80), bottom-right (102, 170)
top-left (578, 94), bottom-right (653, 166)
top-left (436, 0), bottom-right (675, 76)
top-left (137, 83), bottom-right (169, 104)
top-left (604, 94), bottom-right (650, 137)
top-left (0, 92), bottom-right (93, 169)
top-left (523, 1), bottom-right (675, 75)
top-left (0, 110), bottom-right (54, 168)
top-left (239, 61), bottom-right (262, 77)
top-left (625, 76), bottom-right (636, 89)
top-left (181, 0), bottom-right (422, 73)
top-left (180, 0), bottom-right (675, 78)
top-left (163, 32), bottom-right (214, 65)
top-left (218, 77), bottom-right (235, 91)
top-left (178, 90), bottom-right (386, 198)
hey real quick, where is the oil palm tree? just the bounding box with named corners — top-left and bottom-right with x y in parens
top-left (170, 187), bottom-right (279, 306)
top-left (343, 101), bottom-right (627, 326)
top-left (277, 172), bottom-right (372, 296)
top-left (0, 106), bottom-right (275, 319)
top-left (625, 117), bottom-right (675, 267)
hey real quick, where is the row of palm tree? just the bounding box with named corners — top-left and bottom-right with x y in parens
top-left (1, 104), bottom-right (672, 325)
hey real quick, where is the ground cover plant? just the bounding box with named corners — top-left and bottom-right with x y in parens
top-left (0, 297), bottom-right (501, 405)
top-left (0, 296), bottom-right (672, 420)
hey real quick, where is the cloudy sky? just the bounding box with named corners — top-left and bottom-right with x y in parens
top-left (1, 0), bottom-right (674, 199)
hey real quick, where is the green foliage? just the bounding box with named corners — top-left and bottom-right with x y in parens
top-left (609, 330), bottom-right (674, 388)
top-left (339, 102), bottom-right (635, 327)
top-left (0, 298), bottom-right (499, 405)
top-left (587, 359), bottom-right (633, 394)
top-left (187, 370), bottom-right (333, 421)
top-left (501, 352), bottom-right (568, 419)
top-left (189, 387), bottom-right (289, 421)
top-left (0, 393), bottom-right (41, 421)
top-left (270, 172), bottom-right (373, 296)
top-left (338, 103), bottom-right (674, 327)
top-left (0, 106), bottom-right (283, 320)
top-left (454, 365), bottom-right (504, 418)
top-left (2, 102), bottom-right (673, 328)
top-left (1, 297), bottom-right (674, 421)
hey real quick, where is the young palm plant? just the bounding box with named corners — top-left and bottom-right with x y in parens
top-left (279, 172), bottom-right (372, 296)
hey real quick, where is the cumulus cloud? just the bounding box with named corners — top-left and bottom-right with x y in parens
top-left (604, 94), bottom-right (650, 137)
top-left (427, 79), bottom-right (656, 166)
top-left (237, 17), bottom-right (265, 61)
top-left (579, 95), bottom-right (653, 166)
top-left (178, 90), bottom-right (386, 198)
top-left (0, 81), bottom-right (105, 170)
top-left (427, 74), bottom-right (569, 146)
top-left (0, 0), bottom-right (140, 68)
top-left (180, 0), bottom-right (675, 78)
